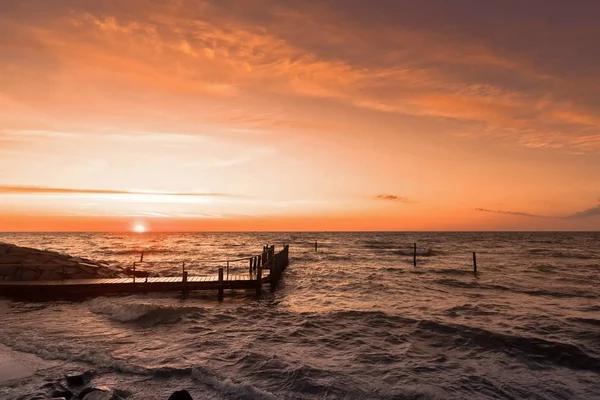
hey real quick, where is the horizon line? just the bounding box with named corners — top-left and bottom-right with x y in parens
top-left (1, 230), bottom-right (599, 234)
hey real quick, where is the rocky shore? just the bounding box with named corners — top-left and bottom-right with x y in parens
top-left (11, 370), bottom-right (195, 399)
top-left (0, 242), bottom-right (123, 281)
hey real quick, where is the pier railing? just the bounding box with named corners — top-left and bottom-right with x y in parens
top-left (128, 244), bottom-right (290, 298)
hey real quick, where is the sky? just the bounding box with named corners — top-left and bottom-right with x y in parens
top-left (1, 0), bottom-right (599, 231)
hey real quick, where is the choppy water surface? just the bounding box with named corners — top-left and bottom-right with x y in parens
top-left (0, 232), bottom-right (599, 399)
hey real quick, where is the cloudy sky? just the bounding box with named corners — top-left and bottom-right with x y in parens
top-left (1, 0), bottom-right (599, 231)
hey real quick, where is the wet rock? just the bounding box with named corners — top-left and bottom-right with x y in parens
top-left (167, 390), bottom-right (194, 400)
top-left (77, 386), bottom-right (109, 399)
top-left (42, 381), bottom-right (73, 399)
top-left (79, 387), bottom-right (125, 400)
top-left (113, 388), bottom-right (133, 398)
top-left (65, 370), bottom-right (93, 387)
top-left (15, 394), bottom-right (49, 400)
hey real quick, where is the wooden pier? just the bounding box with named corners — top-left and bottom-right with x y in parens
top-left (0, 245), bottom-right (289, 300)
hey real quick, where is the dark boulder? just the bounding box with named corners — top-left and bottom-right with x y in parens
top-left (168, 390), bottom-right (194, 400)
top-left (79, 387), bottom-right (125, 400)
top-left (65, 370), bottom-right (93, 387)
top-left (42, 381), bottom-right (73, 399)
top-left (15, 394), bottom-right (50, 400)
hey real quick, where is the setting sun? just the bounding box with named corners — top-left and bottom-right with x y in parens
top-left (133, 224), bottom-right (147, 233)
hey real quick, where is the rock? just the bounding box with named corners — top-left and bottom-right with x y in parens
top-left (0, 243), bottom-right (123, 283)
top-left (67, 272), bottom-right (92, 279)
top-left (21, 259), bottom-right (43, 267)
top-left (14, 393), bottom-right (49, 400)
top-left (0, 265), bottom-right (18, 276)
top-left (42, 381), bottom-right (73, 399)
top-left (79, 387), bottom-right (124, 400)
top-left (167, 390), bottom-right (194, 400)
top-left (22, 269), bottom-right (41, 281)
top-left (41, 260), bottom-right (63, 268)
top-left (0, 255), bottom-right (24, 264)
top-left (39, 270), bottom-right (64, 281)
top-left (113, 389), bottom-right (133, 398)
top-left (65, 370), bottom-right (94, 387)
top-left (78, 387), bottom-right (109, 399)
top-left (64, 266), bottom-right (83, 275)
top-left (78, 265), bottom-right (100, 275)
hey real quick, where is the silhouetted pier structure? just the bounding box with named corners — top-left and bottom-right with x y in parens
top-left (0, 245), bottom-right (289, 300)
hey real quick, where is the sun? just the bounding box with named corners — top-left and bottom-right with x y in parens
top-left (133, 224), bottom-right (147, 233)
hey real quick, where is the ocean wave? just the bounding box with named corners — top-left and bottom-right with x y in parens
top-left (434, 278), bottom-right (598, 299)
top-left (566, 317), bottom-right (600, 327)
top-left (445, 304), bottom-right (499, 317)
top-left (528, 249), bottom-right (596, 259)
top-left (299, 310), bottom-right (600, 371)
top-left (192, 366), bottom-right (278, 400)
top-left (0, 338), bottom-right (148, 375)
top-left (363, 241), bottom-right (397, 250)
top-left (393, 248), bottom-right (439, 257)
top-left (87, 298), bottom-right (205, 324)
top-left (415, 320), bottom-right (600, 371)
top-left (102, 248), bottom-right (179, 256)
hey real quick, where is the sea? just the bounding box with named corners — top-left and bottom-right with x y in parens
top-left (0, 232), bottom-right (599, 400)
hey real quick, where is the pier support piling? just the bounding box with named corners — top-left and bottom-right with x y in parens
top-left (256, 263), bottom-right (263, 296)
top-left (182, 271), bottom-right (188, 296)
top-left (218, 267), bottom-right (224, 301)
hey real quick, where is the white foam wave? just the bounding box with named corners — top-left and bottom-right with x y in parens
top-left (87, 298), bottom-right (204, 323)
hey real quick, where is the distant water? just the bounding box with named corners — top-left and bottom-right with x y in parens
top-left (0, 232), bottom-right (599, 399)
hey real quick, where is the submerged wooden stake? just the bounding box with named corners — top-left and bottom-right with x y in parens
top-left (315, 241), bottom-right (318, 252)
top-left (413, 243), bottom-right (417, 267)
top-left (473, 252), bottom-right (477, 274)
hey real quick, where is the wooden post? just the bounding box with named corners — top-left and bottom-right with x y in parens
top-left (132, 262), bottom-right (136, 283)
top-left (182, 261), bottom-right (185, 275)
top-left (226, 261), bottom-right (230, 280)
top-left (182, 271), bottom-right (188, 296)
top-left (140, 252), bottom-right (144, 262)
top-left (270, 256), bottom-right (278, 293)
top-left (315, 241), bottom-right (318, 252)
top-left (473, 252), bottom-right (477, 274)
top-left (256, 262), bottom-right (262, 296)
top-left (218, 267), bottom-right (224, 301)
top-left (413, 243), bottom-right (417, 267)
top-left (249, 257), bottom-right (253, 276)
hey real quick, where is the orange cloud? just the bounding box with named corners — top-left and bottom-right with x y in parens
top-left (0, 185), bottom-right (239, 197)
